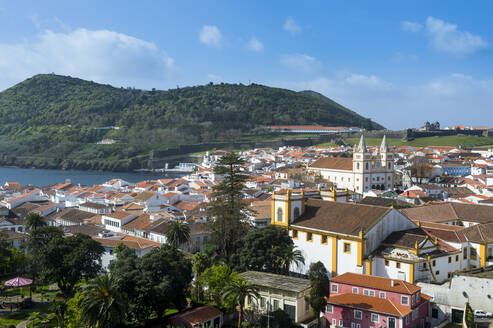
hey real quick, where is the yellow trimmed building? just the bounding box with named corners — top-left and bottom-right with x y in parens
top-left (271, 190), bottom-right (418, 281)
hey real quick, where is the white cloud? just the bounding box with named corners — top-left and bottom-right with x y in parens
top-left (246, 37), bottom-right (264, 53)
top-left (283, 17), bottom-right (301, 35)
top-left (401, 21), bottom-right (423, 33)
top-left (273, 72), bottom-right (493, 130)
top-left (199, 25), bottom-right (223, 48)
top-left (425, 16), bottom-right (487, 55)
top-left (0, 28), bottom-right (175, 91)
top-left (280, 54), bottom-right (322, 74)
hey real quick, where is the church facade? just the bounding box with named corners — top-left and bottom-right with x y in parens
top-left (308, 135), bottom-right (393, 194)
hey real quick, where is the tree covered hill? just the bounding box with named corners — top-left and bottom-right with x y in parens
top-left (0, 74), bottom-right (382, 170)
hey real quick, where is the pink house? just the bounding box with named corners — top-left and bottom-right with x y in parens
top-left (325, 273), bottom-right (430, 328)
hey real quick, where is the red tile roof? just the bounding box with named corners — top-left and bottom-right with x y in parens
top-left (326, 293), bottom-right (412, 317)
top-left (331, 272), bottom-right (420, 294)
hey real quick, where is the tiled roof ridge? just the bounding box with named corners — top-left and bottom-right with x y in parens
top-left (388, 298), bottom-right (406, 317)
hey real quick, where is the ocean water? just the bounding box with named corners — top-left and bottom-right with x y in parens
top-left (0, 167), bottom-right (185, 187)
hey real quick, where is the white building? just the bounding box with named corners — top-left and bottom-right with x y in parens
top-left (308, 136), bottom-right (393, 194)
top-left (271, 190), bottom-right (417, 279)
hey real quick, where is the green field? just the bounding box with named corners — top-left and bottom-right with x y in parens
top-left (343, 135), bottom-right (493, 148)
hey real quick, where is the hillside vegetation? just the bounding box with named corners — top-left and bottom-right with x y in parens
top-left (0, 74), bottom-right (381, 170)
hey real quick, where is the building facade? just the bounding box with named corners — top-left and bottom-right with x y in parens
top-left (308, 136), bottom-right (393, 194)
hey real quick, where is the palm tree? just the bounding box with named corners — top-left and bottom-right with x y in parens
top-left (165, 219), bottom-right (191, 249)
top-left (282, 246), bottom-right (305, 274)
top-left (25, 212), bottom-right (46, 231)
top-left (222, 278), bottom-right (260, 328)
top-left (80, 275), bottom-right (127, 328)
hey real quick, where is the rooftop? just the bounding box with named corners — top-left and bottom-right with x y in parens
top-left (331, 272), bottom-right (420, 295)
top-left (291, 199), bottom-right (390, 236)
top-left (240, 271), bottom-right (311, 293)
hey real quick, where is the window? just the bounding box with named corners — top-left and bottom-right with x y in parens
top-left (385, 259), bottom-right (389, 266)
top-left (344, 243), bottom-right (351, 253)
top-left (305, 299), bottom-right (310, 311)
top-left (412, 294), bottom-right (415, 305)
top-left (277, 208), bottom-right (283, 222)
top-left (339, 320), bottom-right (343, 327)
top-left (448, 257), bottom-right (452, 263)
top-left (294, 207), bottom-right (300, 218)
top-left (401, 296), bottom-right (409, 305)
top-left (423, 262), bottom-right (427, 269)
top-left (307, 232), bottom-right (313, 242)
top-left (292, 230), bottom-right (298, 239)
top-left (356, 324), bottom-right (361, 328)
top-left (354, 310), bottom-right (362, 320)
top-left (366, 163), bottom-right (369, 170)
top-left (326, 305), bottom-right (333, 313)
top-left (447, 272), bottom-right (452, 278)
top-left (351, 323), bottom-right (355, 328)
top-left (388, 163), bottom-right (391, 169)
top-left (470, 247), bottom-right (477, 260)
top-left (456, 255), bottom-right (459, 262)
top-left (463, 247), bottom-right (468, 259)
top-left (432, 260), bottom-right (436, 267)
top-left (332, 319), bottom-right (337, 326)
top-left (260, 297), bottom-right (265, 308)
top-left (352, 287), bottom-right (358, 294)
top-left (436, 270), bottom-right (440, 275)
top-left (432, 308), bottom-right (439, 319)
top-left (357, 163), bottom-right (360, 170)
top-left (379, 292), bottom-right (386, 299)
top-left (371, 314), bottom-right (379, 322)
top-left (274, 299), bottom-right (279, 309)
top-left (406, 315), bottom-right (410, 324)
top-left (322, 235), bottom-right (328, 244)
top-left (364, 290), bottom-right (375, 297)
top-left (396, 262), bottom-right (401, 269)
top-left (412, 309), bottom-right (418, 320)
top-left (331, 284), bottom-right (339, 293)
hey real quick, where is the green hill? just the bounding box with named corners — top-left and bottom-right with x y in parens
top-left (0, 74), bottom-right (382, 170)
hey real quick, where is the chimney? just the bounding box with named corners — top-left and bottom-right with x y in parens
top-left (391, 280), bottom-right (395, 287)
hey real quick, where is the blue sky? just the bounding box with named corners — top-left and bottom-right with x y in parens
top-left (0, 1), bottom-right (492, 129)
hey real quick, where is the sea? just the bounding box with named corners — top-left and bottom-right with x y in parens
top-left (0, 167), bottom-right (186, 187)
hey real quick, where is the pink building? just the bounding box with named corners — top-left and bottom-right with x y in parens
top-left (325, 273), bottom-right (431, 328)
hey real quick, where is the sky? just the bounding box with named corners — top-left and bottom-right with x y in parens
top-left (0, 1), bottom-right (492, 129)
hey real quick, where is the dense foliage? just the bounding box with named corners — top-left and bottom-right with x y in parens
top-left (108, 244), bottom-right (193, 323)
top-left (0, 74), bottom-right (381, 170)
top-left (238, 225), bottom-right (304, 274)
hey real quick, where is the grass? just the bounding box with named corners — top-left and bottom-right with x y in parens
top-left (345, 135), bottom-right (493, 148)
top-left (314, 142), bottom-right (338, 147)
top-left (0, 311), bottom-right (30, 326)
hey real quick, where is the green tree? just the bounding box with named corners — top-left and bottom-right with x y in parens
top-left (107, 244), bottom-right (143, 321)
top-left (80, 275), bottom-right (127, 328)
top-left (50, 300), bottom-right (68, 328)
top-left (137, 245), bottom-right (193, 320)
top-left (39, 233), bottom-right (105, 295)
top-left (208, 152), bottom-right (250, 263)
top-left (65, 292), bottom-right (84, 328)
top-left (25, 226), bottom-right (63, 283)
top-left (192, 251), bottom-right (212, 303)
top-left (238, 225), bottom-right (304, 274)
top-left (202, 264), bottom-right (240, 311)
top-left (0, 231), bottom-right (11, 274)
top-left (308, 262), bottom-right (330, 328)
top-left (165, 219), bottom-right (191, 249)
top-left (222, 277), bottom-right (260, 328)
top-left (25, 212), bottom-right (46, 231)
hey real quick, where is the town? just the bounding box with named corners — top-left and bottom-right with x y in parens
top-left (2, 134), bottom-right (493, 328)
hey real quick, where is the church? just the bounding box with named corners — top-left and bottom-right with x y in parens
top-left (308, 135), bottom-right (393, 194)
